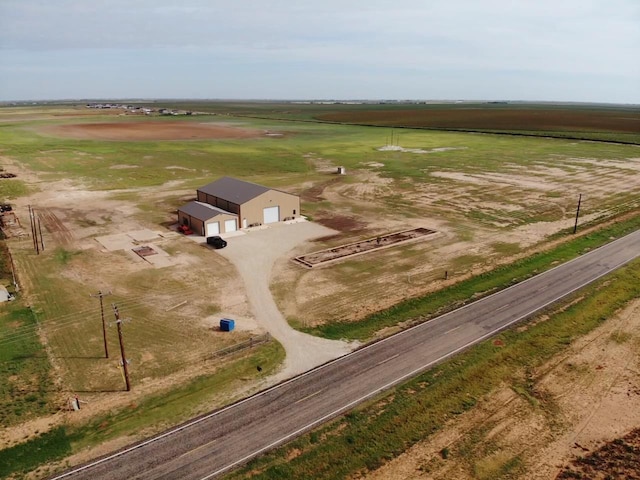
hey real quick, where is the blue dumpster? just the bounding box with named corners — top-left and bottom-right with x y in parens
top-left (220, 318), bottom-right (235, 332)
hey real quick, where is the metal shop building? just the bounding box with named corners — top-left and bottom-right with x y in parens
top-left (178, 176), bottom-right (300, 236)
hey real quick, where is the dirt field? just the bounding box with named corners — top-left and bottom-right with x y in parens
top-left (362, 299), bottom-right (640, 480)
top-left (274, 152), bottom-right (640, 327)
top-left (39, 121), bottom-right (267, 141)
top-left (317, 107), bottom-right (640, 134)
top-left (0, 169), bottom-right (263, 448)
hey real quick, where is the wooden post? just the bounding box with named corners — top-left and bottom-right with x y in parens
top-left (91, 291), bottom-right (112, 358)
top-left (573, 194), bottom-right (582, 234)
top-left (112, 304), bottom-right (131, 391)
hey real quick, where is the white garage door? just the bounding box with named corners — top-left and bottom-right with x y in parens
top-left (224, 219), bottom-right (237, 232)
top-left (263, 206), bottom-right (280, 224)
top-left (206, 222), bottom-right (220, 236)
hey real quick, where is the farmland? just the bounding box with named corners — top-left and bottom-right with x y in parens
top-left (146, 100), bottom-right (640, 143)
top-left (0, 102), bottom-right (639, 478)
top-left (315, 103), bottom-right (640, 142)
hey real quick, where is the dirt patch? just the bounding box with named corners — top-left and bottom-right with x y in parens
top-left (314, 213), bottom-right (367, 233)
top-left (317, 107), bottom-right (640, 134)
top-left (39, 121), bottom-right (266, 141)
top-left (377, 145), bottom-right (467, 154)
top-left (294, 228), bottom-right (438, 267)
top-left (300, 178), bottom-right (342, 202)
top-left (37, 207), bottom-right (74, 246)
top-left (556, 428), bottom-right (640, 479)
top-left (362, 298), bottom-right (640, 480)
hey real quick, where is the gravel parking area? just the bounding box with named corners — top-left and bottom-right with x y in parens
top-left (217, 220), bottom-right (357, 378)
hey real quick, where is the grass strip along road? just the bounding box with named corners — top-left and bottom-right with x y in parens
top-left (50, 229), bottom-right (640, 480)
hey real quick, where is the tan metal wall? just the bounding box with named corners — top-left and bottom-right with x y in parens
top-left (204, 212), bottom-right (238, 234)
top-left (240, 191), bottom-right (300, 226)
top-left (178, 211), bottom-right (238, 236)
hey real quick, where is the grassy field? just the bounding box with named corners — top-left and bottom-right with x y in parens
top-left (5, 237), bottom-right (259, 395)
top-left (226, 258), bottom-right (640, 480)
top-left (0, 102), bottom-right (638, 478)
top-left (303, 212), bottom-right (640, 340)
top-left (0, 303), bottom-right (54, 426)
top-left (0, 341), bottom-right (285, 479)
top-left (1, 104), bottom-right (638, 383)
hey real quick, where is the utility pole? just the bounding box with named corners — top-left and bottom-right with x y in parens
top-left (111, 304), bottom-right (131, 391)
top-left (37, 215), bottom-right (45, 251)
top-left (28, 205), bottom-right (39, 254)
top-left (91, 291), bottom-right (112, 358)
top-left (573, 194), bottom-right (582, 234)
top-left (7, 248), bottom-right (18, 292)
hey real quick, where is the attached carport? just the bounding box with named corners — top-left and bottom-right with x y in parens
top-left (177, 201), bottom-right (238, 236)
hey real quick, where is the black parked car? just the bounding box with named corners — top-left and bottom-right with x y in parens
top-left (206, 236), bottom-right (227, 249)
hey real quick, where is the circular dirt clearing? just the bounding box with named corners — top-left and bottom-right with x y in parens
top-left (40, 121), bottom-right (265, 141)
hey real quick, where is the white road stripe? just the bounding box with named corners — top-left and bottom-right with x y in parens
top-left (294, 389), bottom-right (324, 405)
top-left (179, 438), bottom-right (218, 459)
top-left (375, 353), bottom-right (400, 366)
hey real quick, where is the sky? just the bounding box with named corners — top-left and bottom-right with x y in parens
top-left (1, 0), bottom-right (639, 103)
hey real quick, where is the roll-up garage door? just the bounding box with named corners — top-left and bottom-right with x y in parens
top-left (263, 206), bottom-right (280, 224)
top-left (206, 222), bottom-right (220, 236)
top-left (224, 219), bottom-right (237, 232)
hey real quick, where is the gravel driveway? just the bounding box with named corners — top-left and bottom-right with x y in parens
top-left (217, 220), bottom-right (357, 378)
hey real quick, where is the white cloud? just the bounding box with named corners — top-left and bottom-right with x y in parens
top-left (0, 0), bottom-right (638, 101)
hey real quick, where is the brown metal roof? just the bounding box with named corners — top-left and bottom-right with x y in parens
top-left (197, 176), bottom-right (271, 205)
top-left (178, 201), bottom-right (234, 221)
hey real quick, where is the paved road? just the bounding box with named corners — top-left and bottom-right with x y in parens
top-left (51, 229), bottom-right (640, 480)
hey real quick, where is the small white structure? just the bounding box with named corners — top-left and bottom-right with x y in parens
top-left (0, 286), bottom-right (14, 302)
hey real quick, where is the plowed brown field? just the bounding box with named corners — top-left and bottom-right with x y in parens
top-left (318, 107), bottom-right (640, 134)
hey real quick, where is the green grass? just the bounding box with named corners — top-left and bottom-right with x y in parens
top-left (53, 247), bottom-right (80, 265)
top-left (2, 108), bottom-right (639, 250)
top-left (0, 427), bottom-right (72, 478)
top-left (491, 241), bottom-right (521, 256)
top-left (1, 341), bottom-right (284, 479)
top-left (304, 213), bottom-right (640, 340)
top-left (227, 259), bottom-right (640, 480)
top-left (70, 340), bottom-right (284, 449)
top-left (0, 179), bottom-right (29, 199)
top-left (9, 242), bottom-right (251, 391)
top-left (1, 110), bottom-right (638, 193)
top-left (0, 304), bottom-right (54, 426)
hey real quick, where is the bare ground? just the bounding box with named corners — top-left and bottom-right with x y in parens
top-left (361, 298), bottom-right (640, 480)
top-left (278, 153), bottom-right (640, 327)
